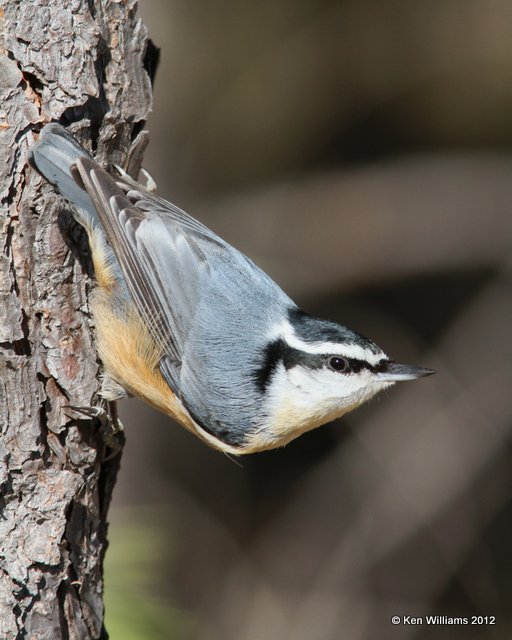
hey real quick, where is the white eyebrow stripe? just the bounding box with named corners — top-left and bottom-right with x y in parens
top-left (272, 321), bottom-right (387, 366)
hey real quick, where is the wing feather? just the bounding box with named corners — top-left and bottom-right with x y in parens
top-left (74, 157), bottom-right (219, 365)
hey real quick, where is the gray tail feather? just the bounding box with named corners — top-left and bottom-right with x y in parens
top-left (28, 124), bottom-right (97, 224)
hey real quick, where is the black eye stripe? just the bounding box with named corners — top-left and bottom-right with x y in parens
top-left (328, 357), bottom-right (388, 374)
top-left (349, 359), bottom-right (362, 373)
top-left (254, 339), bottom-right (285, 391)
top-left (253, 340), bottom-right (389, 393)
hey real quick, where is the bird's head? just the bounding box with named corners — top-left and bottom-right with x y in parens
top-left (248, 308), bottom-right (433, 451)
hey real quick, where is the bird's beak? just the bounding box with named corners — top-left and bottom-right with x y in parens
top-left (377, 361), bottom-right (435, 382)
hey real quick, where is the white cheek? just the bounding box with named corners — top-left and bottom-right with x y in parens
top-left (287, 366), bottom-right (325, 393)
top-left (253, 365), bottom-right (394, 450)
top-left (288, 366), bottom-right (394, 412)
top-left (267, 366), bottom-right (390, 421)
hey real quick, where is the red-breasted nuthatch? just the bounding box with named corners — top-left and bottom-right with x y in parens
top-left (29, 124), bottom-right (433, 454)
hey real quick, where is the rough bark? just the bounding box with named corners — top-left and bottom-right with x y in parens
top-left (0, 1), bottom-right (157, 638)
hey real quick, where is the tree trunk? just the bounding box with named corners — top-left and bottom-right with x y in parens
top-left (0, 1), bottom-right (157, 637)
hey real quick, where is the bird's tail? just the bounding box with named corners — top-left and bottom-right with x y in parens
top-left (28, 123), bottom-right (98, 227)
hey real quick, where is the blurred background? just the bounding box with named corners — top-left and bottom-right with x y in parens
top-left (105, 1), bottom-right (512, 639)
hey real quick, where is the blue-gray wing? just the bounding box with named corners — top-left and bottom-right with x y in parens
top-left (74, 159), bottom-right (292, 422)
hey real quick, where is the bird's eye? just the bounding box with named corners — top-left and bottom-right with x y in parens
top-left (329, 357), bottom-right (348, 372)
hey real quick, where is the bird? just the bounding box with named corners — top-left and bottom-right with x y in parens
top-left (29, 123), bottom-right (434, 455)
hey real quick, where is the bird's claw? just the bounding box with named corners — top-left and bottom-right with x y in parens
top-left (64, 402), bottom-right (125, 458)
top-left (114, 164), bottom-right (157, 192)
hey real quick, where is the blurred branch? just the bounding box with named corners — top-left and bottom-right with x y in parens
top-left (202, 154), bottom-right (512, 298)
